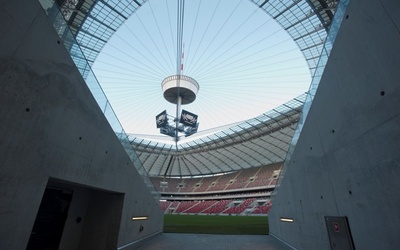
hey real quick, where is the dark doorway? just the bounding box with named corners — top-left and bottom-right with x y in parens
top-left (27, 187), bottom-right (73, 250)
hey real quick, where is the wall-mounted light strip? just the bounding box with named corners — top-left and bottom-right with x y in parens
top-left (280, 217), bottom-right (294, 223)
top-left (131, 216), bottom-right (148, 221)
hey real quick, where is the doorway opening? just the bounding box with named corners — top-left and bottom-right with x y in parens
top-left (27, 187), bottom-right (73, 250)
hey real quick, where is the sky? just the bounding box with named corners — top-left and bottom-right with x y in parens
top-left (91, 0), bottom-right (312, 140)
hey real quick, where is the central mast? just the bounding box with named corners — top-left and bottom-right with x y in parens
top-left (155, 0), bottom-right (199, 144)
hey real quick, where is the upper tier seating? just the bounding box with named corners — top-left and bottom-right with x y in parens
top-left (150, 162), bottom-right (283, 194)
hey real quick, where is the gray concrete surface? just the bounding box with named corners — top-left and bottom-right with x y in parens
top-left (268, 0), bottom-right (400, 249)
top-left (136, 233), bottom-right (292, 250)
top-left (0, 1), bottom-right (163, 249)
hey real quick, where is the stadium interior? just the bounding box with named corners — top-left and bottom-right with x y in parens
top-left (1, 0), bottom-right (400, 249)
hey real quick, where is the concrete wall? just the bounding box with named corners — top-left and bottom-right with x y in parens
top-left (269, 0), bottom-right (400, 249)
top-left (0, 0), bottom-right (163, 249)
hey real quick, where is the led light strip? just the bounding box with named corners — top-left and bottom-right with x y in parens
top-left (131, 216), bottom-right (149, 221)
top-left (280, 217), bottom-right (294, 223)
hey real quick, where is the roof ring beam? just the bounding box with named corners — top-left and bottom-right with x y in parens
top-left (99, 0), bottom-right (128, 19)
top-left (259, 0), bottom-right (269, 8)
top-left (273, 0), bottom-right (301, 19)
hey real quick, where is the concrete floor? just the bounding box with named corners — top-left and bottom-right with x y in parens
top-left (136, 233), bottom-right (293, 250)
